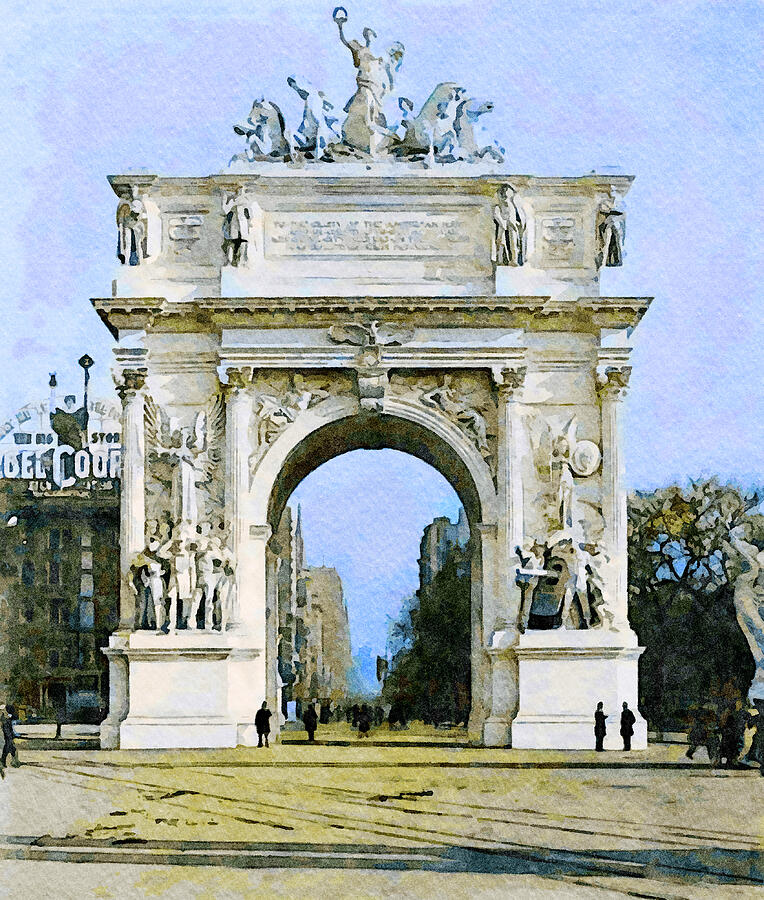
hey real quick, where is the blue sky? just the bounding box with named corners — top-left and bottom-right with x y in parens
top-left (1, 1), bottom-right (761, 654)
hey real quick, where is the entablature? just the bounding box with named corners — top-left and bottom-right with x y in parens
top-left (92, 295), bottom-right (652, 339)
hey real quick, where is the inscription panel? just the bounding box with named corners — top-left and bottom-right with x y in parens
top-left (265, 211), bottom-right (481, 257)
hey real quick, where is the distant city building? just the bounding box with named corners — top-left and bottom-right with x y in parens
top-left (276, 505), bottom-right (352, 715)
top-left (383, 508), bottom-right (471, 682)
top-left (418, 507), bottom-right (470, 587)
top-left (0, 378), bottom-right (121, 720)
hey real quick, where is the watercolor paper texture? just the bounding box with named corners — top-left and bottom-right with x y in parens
top-left (0, 2), bottom-right (761, 896)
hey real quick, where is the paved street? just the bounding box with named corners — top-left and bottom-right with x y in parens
top-left (0, 734), bottom-right (761, 898)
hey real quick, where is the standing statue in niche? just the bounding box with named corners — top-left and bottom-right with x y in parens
top-left (596, 202), bottom-right (625, 267)
top-left (222, 189), bottom-right (253, 267)
top-left (493, 184), bottom-right (526, 266)
top-left (116, 189), bottom-right (149, 265)
top-left (332, 6), bottom-right (404, 155)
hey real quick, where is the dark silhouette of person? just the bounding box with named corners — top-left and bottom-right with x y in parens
top-left (254, 701), bottom-right (272, 748)
top-left (594, 701), bottom-right (607, 752)
top-left (1, 704), bottom-right (19, 771)
top-left (357, 704), bottom-right (372, 738)
top-left (719, 700), bottom-right (745, 767)
top-left (620, 702), bottom-right (636, 751)
top-left (374, 705), bottom-right (384, 726)
top-left (303, 703), bottom-right (318, 742)
top-left (351, 703), bottom-right (360, 727)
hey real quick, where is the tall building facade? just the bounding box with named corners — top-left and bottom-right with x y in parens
top-left (0, 387), bottom-right (121, 719)
top-left (276, 505), bottom-right (352, 714)
top-left (418, 507), bottom-right (470, 588)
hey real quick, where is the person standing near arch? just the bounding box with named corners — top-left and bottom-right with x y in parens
top-left (303, 702), bottom-right (318, 743)
top-left (594, 701), bottom-right (608, 752)
top-left (254, 701), bottom-right (272, 748)
top-left (620, 702), bottom-right (636, 751)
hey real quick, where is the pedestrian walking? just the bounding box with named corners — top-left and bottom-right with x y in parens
top-left (254, 701), bottom-right (272, 748)
top-left (1, 704), bottom-right (19, 772)
top-left (357, 703), bottom-right (371, 739)
top-left (303, 703), bottom-right (318, 742)
top-left (594, 701), bottom-right (607, 752)
top-left (620, 702), bottom-right (636, 751)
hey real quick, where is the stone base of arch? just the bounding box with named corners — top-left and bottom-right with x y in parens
top-left (510, 629), bottom-right (647, 750)
top-left (113, 631), bottom-right (265, 750)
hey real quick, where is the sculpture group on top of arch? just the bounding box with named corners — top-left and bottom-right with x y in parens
top-left (229, 7), bottom-right (504, 167)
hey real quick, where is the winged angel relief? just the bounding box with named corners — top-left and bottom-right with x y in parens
top-left (144, 394), bottom-right (226, 532)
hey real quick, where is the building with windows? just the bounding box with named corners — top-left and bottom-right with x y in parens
top-left (418, 507), bottom-right (470, 587)
top-left (275, 505), bottom-right (352, 716)
top-left (0, 388), bottom-right (120, 720)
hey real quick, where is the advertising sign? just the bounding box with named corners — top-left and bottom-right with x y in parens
top-left (0, 393), bottom-right (121, 492)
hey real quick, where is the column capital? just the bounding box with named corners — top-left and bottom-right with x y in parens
top-left (115, 368), bottom-right (147, 404)
top-left (493, 365), bottom-right (527, 401)
top-left (221, 366), bottom-right (252, 397)
top-left (596, 365), bottom-right (631, 401)
top-left (249, 524), bottom-right (273, 543)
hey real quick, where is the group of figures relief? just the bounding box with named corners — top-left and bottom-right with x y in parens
top-left (131, 521), bottom-right (235, 633)
top-left (516, 415), bottom-right (624, 632)
top-left (136, 392), bottom-right (235, 632)
top-left (229, 7), bottom-right (503, 167)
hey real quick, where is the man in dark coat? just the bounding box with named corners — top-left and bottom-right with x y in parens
top-left (357, 704), bottom-right (372, 738)
top-left (303, 703), bottom-right (318, 742)
top-left (620, 702), bottom-right (636, 751)
top-left (594, 701), bottom-right (607, 752)
top-left (254, 701), bottom-right (272, 748)
top-left (1, 705), bottom-right (19, 771)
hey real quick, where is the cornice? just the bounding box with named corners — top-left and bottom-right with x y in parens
top-left (92, 295), bottom-right (652, 338)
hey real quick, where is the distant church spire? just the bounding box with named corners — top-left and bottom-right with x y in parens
top-left (293, 503), bottom-right (305, 573)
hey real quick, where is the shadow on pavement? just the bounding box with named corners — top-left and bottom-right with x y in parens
top-left (0, 835), bottom-right (760, 885)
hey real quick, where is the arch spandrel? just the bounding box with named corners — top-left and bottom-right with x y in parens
top-left (249, 396), bottom-right (499, 532)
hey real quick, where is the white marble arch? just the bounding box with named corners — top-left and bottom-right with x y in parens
top-left (242, 393), bottom-right (501, 743)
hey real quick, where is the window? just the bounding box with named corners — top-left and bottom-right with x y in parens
top-left (81, 532), bottom-right (92, 549)
top-left (62, 529), bottom-right (72, 543)
top-left (49, 529), bottom-right (60, 550)
top-left (48, 649), bottom-right (60, 668)
top-left (81, 550), bottom-right (93, 571)
top-left (80, 573), bottom-right (94, 597)
top-left (79, 600), bottom-right (94, 630)
top-left (21, 559), bottom-right (34, 587)
top-left (48, 561), bottom-right (60, 585)
top-left (50, 598), bottom-right (67, 626)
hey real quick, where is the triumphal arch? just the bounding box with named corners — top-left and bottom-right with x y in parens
top-left (96, 10), bottom-right (651, 750)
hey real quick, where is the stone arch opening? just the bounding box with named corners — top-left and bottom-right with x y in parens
top-left (261, 407), bottom-right (497, 739)
top-left (266, 412), bottom-right (486, 533)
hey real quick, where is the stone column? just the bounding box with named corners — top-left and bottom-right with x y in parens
top-left (223, 367), bottom-right (251, 630)
top-left (496, 366), bottom-right (527, 567)
top-left (116, 368), bottom-right (147, 631)
top-left (483, 366), bottom-right (526, 746)
top-left (596, 365), bottom-right (632, 630)
top-left (265, 545), bottom-right (280, 730)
